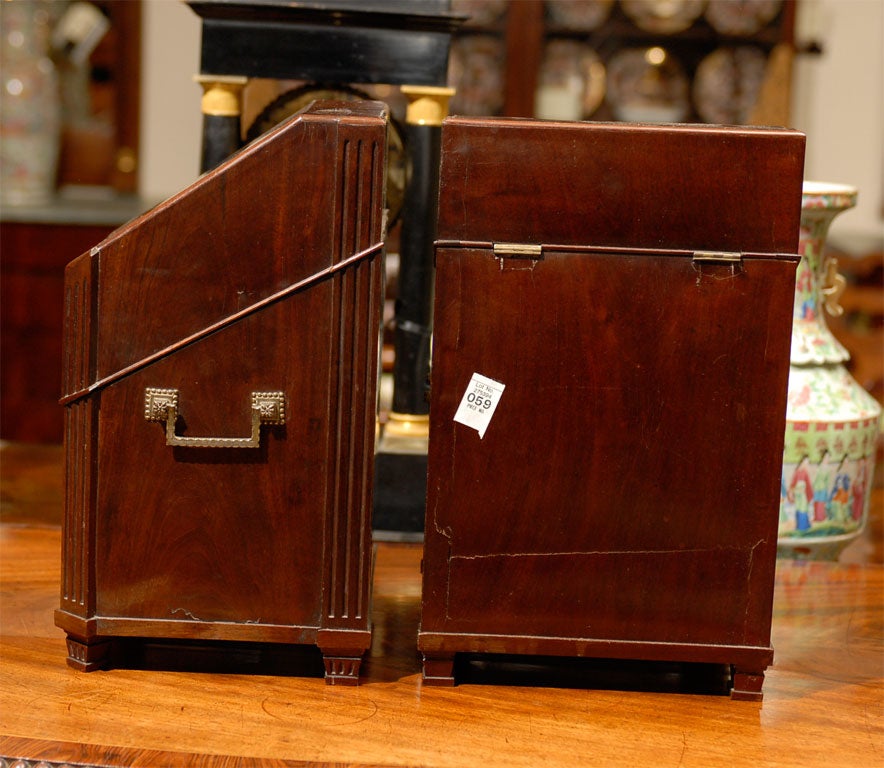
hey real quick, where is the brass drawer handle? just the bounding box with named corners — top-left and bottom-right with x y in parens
top-left (144, 388), bottom-right (286, 448)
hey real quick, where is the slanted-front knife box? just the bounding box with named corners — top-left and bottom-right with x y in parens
top-left (55, 101), bottom-right (388, 684)
top-left (418, 117), bottom-right (805, 700)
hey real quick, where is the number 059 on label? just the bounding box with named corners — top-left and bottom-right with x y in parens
top-left (453, 372), bottom-right (506, 439)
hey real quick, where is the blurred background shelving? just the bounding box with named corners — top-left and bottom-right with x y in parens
top-left (1, 0), bottom-right (881, 446)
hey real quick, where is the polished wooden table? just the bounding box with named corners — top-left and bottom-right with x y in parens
top-left (1, 443), bottom-right (882, 767)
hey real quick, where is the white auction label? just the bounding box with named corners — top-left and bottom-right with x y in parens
top-left (453, 373), bottom-right (505, 439)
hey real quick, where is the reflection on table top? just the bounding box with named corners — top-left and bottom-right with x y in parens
top-left (0, 442), bottom-right (881, 767)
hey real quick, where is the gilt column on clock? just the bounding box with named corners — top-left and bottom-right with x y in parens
top-left (387, 85), bottom-right (455, 440)
top-left (195, 75), bottom-right (247, 172)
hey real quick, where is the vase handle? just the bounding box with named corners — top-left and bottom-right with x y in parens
top-left (821, 257), bottom-right (846, 317)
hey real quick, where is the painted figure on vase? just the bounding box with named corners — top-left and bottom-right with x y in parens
top-left (788, 456), bottom-right (813, 532)
top-left (780, 446), bottom-right (871, 538)
top-left (830, 460), bottom-right (851, 525)
top-left (852, 458), bottom-right (867, 523)
top-left (812, 454), bottom-right (831, 522)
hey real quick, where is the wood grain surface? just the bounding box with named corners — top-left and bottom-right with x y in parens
top-left (1, 444), bottom-right (881, 767)
top-left (420, 118), bottom-right (806, 696)
top-left (55, 102), bottom-right (388, 681)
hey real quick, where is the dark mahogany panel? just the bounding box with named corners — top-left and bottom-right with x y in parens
top-left (420, 116), bottom-right (805, 700)
top-left (56, 101), bottom-right (388, 684)
top-left (436, 118), bottom-right (805, 253)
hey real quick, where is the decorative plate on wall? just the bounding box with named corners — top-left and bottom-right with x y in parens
top-left (536, 40), bottom-right (606, 120)
top-left (607, 46), bottom-right (690, 123)
top-left (545, 0), bottom-right (614, 30)
top-left (621, 0), bottom-right (706, 34)
top-left (693, 46), bottom-right (767, 124)
top-left (448, 35), bottom-right (506, 116)
top-left (705, 0), bottom-right (782, 36)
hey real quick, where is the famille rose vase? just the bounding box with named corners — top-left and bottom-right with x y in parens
top-left (778, 182), bottom-right (881, 559)
top-left (0, 0), bottom-right (60, 205)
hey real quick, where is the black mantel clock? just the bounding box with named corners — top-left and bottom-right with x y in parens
top-left (185, 0), bottom-right (464, 536)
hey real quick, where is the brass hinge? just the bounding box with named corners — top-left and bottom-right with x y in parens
top-left (692, 250), bottom-right (743, 265)
top-left (493, 242), bottom-right (543, 259)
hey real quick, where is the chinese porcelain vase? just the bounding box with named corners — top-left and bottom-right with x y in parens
top-left (0, 0), bottom-right (60, 205)
top-left (778, 182), bottom-right (881, 559)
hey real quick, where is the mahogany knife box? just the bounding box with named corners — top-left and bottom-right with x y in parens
top-left (418, 117), bottom-right (805, 700)
top-left (55, 101), bottom-right (388, 684)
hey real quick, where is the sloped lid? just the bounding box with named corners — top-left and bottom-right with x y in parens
top-left (61, 101), bottom-right (388, 404)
